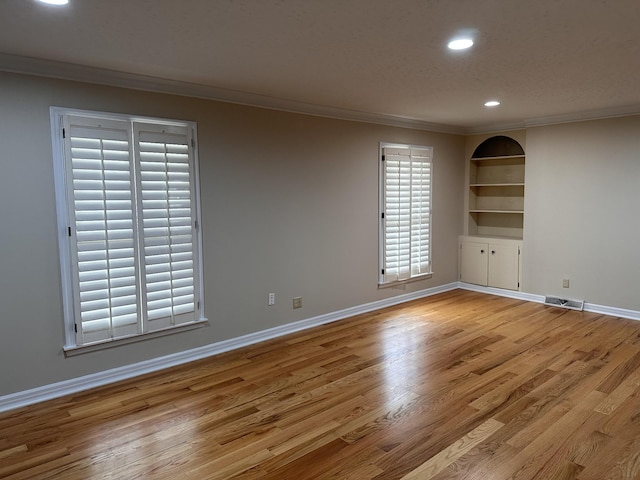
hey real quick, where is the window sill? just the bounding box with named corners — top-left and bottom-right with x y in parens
top-left (378, 272), bottom-right (433, 289)
top-left (63, 318), bottom-right (209, 357)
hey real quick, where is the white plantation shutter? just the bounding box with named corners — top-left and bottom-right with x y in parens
top-left (409, 149), bottom-right (431, 276)
top-left (55, 110), bottom-right (203, 348)
top-left (135, 124), bottom-right (198, 331)
top-left (64, 116), bottom-right (141, 344)
top-left (381, 146), bottom-right (432, 283)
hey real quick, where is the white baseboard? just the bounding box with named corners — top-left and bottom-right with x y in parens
top-left (458, 282), bottom-right (640, 321)
top-left (0, 282), bottom-right (458, 413)
top-left (4, 281), bottom-right (638, 413)
top-left (457, 282), bottom-right (545, 303)
top-left (583, 302), bottom-right (640, 321)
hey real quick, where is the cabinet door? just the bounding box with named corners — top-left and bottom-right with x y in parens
top-left (488, 244), bottom-right (519, 290)
top-left (460, 242), bottom-right (488, 286)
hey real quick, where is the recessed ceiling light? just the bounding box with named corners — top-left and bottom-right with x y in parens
top-left (484, 100), bottom-right (501, 107)
top-left (37, 0), bottom-right (69, 5)
top-left (447, 38), bottom-right (474, 50)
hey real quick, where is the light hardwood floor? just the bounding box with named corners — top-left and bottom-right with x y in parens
top-left (3, 290), bottom-right (640, 479)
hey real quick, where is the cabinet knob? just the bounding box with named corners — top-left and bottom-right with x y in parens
top-left (480, 249), bottom-right (485, 253)
top-left (491, 250), bottom-right (496, 254)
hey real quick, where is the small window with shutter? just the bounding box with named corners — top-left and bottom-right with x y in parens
top-left (379, 144), bottom-right (433, 285)
top-left (51, 108), bottom-right (205, 351)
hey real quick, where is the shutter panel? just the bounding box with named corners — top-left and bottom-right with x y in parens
top-left (383, 147), bottom-right (411, 282)
top-left (64, 116), bottom-right (140, 344)
top-left (410, 148), bottom-right (432, 276)
top-left (382, 146), bottom-right (432, 283)
top-left (135, 123), bottom-right (198, 331)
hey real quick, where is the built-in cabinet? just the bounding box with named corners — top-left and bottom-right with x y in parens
top-left (459, 236), bottom-right (522, 291)
top-left (461, 135), bottom-right (525, 291)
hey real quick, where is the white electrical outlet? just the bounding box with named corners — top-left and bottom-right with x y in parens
top-left (268, 293), bottom-right (275, 306)
top-left (562, 277), bottom-right (570, 288)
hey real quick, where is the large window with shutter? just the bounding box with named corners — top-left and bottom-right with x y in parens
top-left (379, 144), bottom-right (433, 285)
top-left (51, 108), bottom-right (205, 351)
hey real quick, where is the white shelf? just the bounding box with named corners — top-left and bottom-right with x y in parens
top-left (470, 155), bottom-right (525, 161)
top-left (463, 234), bottom-right (523, 240)
top-left (470, 183), bottom-right (525, 187)
top-left (469, 209), bottom-right (524, 214)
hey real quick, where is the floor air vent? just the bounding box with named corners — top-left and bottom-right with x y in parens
top-left (544, 296), bottom-right (585, 311)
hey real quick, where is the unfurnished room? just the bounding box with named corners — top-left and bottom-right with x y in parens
top-left (1, 1), bottom-right (640, 479)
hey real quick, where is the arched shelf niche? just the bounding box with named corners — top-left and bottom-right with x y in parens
top-left (468, 135), bottom-right (525, 239)
top-left (472, 135), bottom-right (525, 158)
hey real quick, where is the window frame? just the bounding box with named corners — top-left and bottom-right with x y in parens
top-left (50, 107), bottom-right (207, 353)
top-left (378, 142), bottom-right (434, 287)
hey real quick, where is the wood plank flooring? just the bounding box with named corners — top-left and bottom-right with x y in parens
top-left (3, 290), bottom-right (640, 479)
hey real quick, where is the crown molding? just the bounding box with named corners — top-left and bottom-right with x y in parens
top-left (2, 53), bottom-right (640, 136)
top-left (464, 105), bottom-right (640, 135)
top-left (524, 104), bottom-right (640, 128)
top-left (0, 53), bottom-right (464, 134)
top-left (464, 121), bottom-right (528, 135)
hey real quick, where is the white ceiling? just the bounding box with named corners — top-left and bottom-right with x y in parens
top-left (1, 0), bottom-right (639, 133)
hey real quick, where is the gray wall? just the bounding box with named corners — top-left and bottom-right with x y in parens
top-left (523, 116), bottom-right (640, 309)
top-left (0, 72), bottom-right (465, 396)
top-left (4, 69), bottom-right (638, 399)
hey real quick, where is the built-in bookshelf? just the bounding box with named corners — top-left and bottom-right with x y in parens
top-left (467, 136), bottom-right (525, 239)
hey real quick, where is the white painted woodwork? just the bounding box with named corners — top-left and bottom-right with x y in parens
top-left (459, 236), bottom-right (521, 291)
top-left (460, 242), bottom-right (488, 286)
top-left (487, 243), bottom-right (520, 290)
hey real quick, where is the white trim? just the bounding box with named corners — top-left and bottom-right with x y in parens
top-left (465, 106), bottom-right (640, 135)
top-left (0, 282), bottom-right (458, 413)
top-left (50, 107), bottom-right (206, 348)
top-left (583, 303), bottom-right (640, 321)
top-left (458, 282), bottom-right (640, 321)
top-left (50, 108), bottom-right (76, 346)
top-left (4, 282), bottom-right (639, 413)
top-left (379, 143), bottom-right (433, 284)
top-left (378, 273), bottom-right (433, 289)
top-left (2, 53), bottom-right (461, 135)
top-left (63, 320), bottom-right (209, 356)
top-left (464, 122), bottom-right (529, 135)
top-left (524, 105), bottom-right (640, 129)
top-left (5, 54), bottom-right (640, 136)
top-left (457, 282), bottom-right (544, 303)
